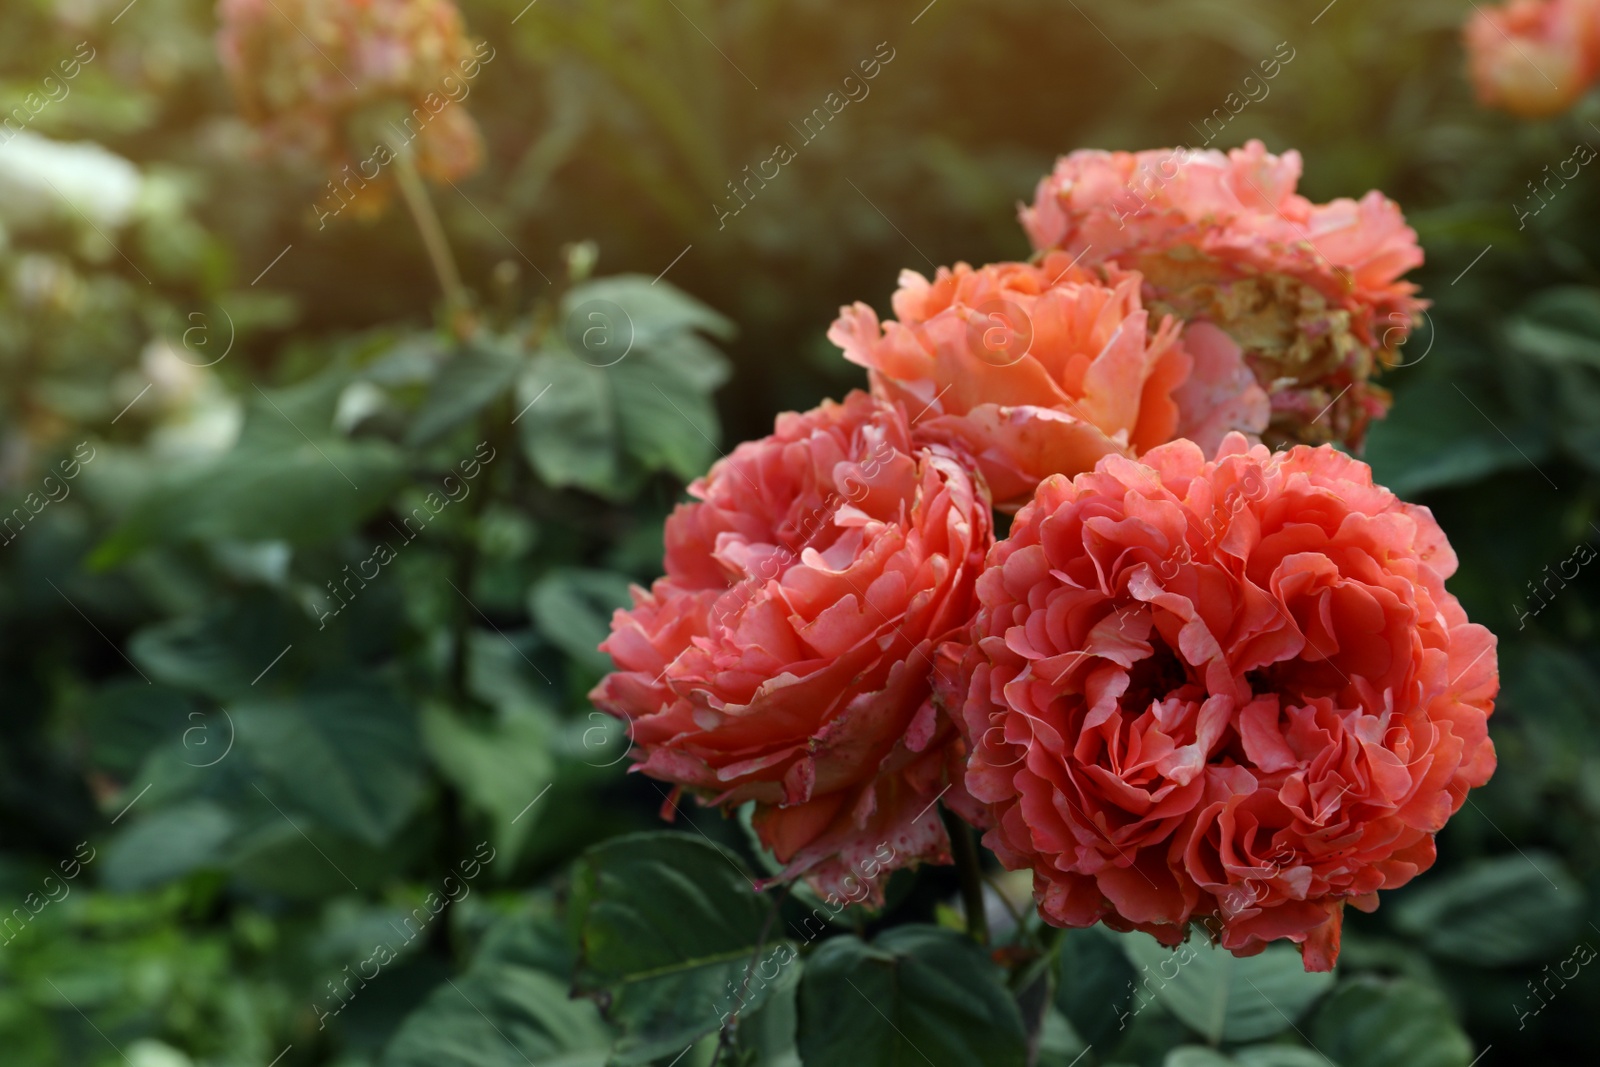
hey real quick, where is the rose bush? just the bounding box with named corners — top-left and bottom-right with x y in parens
top-left (946, 434), bottom-right (1498, 970)
top-left (592, 391), bottom-right (992, 901)
top-left (3, 0), bottom-right (1574, 1059)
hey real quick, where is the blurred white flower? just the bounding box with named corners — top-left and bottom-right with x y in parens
top-left (141, 337), bottom-right (207, 405)
top-left (334, 379), bottom-right (392, 433)
top-left (0, 131), bottom-right (141, 231)
top-left (131, 338), bottom-right (244, 460)
top-left (9, 252), bottom-right (82, 312)
top-left (126, 1040), bottom-right (193, 1067)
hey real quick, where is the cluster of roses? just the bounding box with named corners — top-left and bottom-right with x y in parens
top-left (594, 141), bottom-right (1498, 972)
top-left (216, 0), bottom-right (485, 203)
top-left (1466, 0), bottom-right (1600, 117)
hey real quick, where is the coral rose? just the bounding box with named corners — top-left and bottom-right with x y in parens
top-left (828, 255), bottom-right (1264, 508)
top-left (591, 391), bottom-right (992, 901)
top-left (947, 434), bottom-right (1497, 970)
top-left (1020, 141), bottom-right (1425, 451)
top-left (1465, 0), bottom-right (1600, 118)
top-left (216, 0), bottom-right (486, 203)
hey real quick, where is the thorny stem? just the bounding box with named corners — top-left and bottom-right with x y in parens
top-left (943, 805), bottom-right (990, 945)
top-left (1013, 924), bottom-right (1064, 995)
top-left (394, 151), bottom-right (466, 312)
top-left (711, 883), bottom-right (793, 1065)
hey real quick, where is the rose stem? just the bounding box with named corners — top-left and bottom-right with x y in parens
top-left (393, 151), bottom-right (467, 312)
top-left (942, 805), bottom-right (990, 945)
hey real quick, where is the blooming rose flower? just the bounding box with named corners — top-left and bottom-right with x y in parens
top-left (216, 0), bottom-right (485, 207)
top-left (591, 392), bottom-right (992, 902)
top-left (1020, 141), bottom-right (1425, 451)
top-left (947, 434), bottom-right (1497, 970)
top-left (1465, 0), bottom-right (1600, 117)
top-left (828, 255), bottom-right (1264, 508)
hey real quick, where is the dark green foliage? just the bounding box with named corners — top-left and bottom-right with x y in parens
top-left (798, 925), bottom-right (1027, 1067)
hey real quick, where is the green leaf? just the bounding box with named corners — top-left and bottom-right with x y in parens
top-left (1543, 361), bottom-right (1600, 470)
top-left (607, 941), bottom-right (799, 1066)
top-left (517, 352), bottom-right (620, 496)
top-left (1310, 977), bottom-right (1473, 1067)
top-left (382, 964), bottom-right (612, 1067)
top-left (129, 595), bottom-right (300, 702)
top-left (1431, 285), bottom-right (1600, 473)
top-left (1364, 378), bottom-right (1548, 498)
top-left (421, 702), bottom-right (555, 866)
top-left (100, 800), bottom-right (234, 891)
top-left (233, 681), bottom-right (425, 847)
top-left (515, 275), bottom-right (731, 498)
top-left (1505, 286), bottom-right (1600, 371)
top-left (612, 356), bottom-right (720, 483)
top-left (1110, 996), bottom-right (1202, 1067)
top-left (736, 957), bottom-right (803, 1067)
top-left (94, 435), bottom-right (406, 565)
top-left (1501, 645), bottom-right (1600, 781)
top-left (474, 900), bottom-right (581, 983)
top-left (235, 365), bottom-right (353, 449)
top-left (466, 628), bottom-right (557, 714)
top-left (406, 339), bottom-right (524, 446)
top-left (571, 832), bottom-right (783, 1063)
top-left (642, 330), bottom-right (736, 393)
top-left (1392, 850), bottom-right (1584, 966)
top-left (1035, 1006), bottom-right (1090, 1067)
top-left (1165, 1048), bottom-right (1334, 1067)
top-left (226, 819), bottom-right (397, 899)
top-left (528, 568), bottom-right (634, 676)
top-left (562, 275), bottom-right (733, 351)
top-left (572, 835), bottom-right (771, 989)
top-left (81, 681), bottom-right (198, 778)
top-left (1165, 1049), bottom-right (1238, 1067)
top-left (1121, 933), bottom-right (1334, 1044)
top-left (1234, 1048), bottom-right (1337, 1067)
top-left (797, 925), bottom-right (1027, 1067)
top-left (1056, 925), bottom-right (1136, 1048)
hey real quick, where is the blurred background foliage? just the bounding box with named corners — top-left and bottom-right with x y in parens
top-left (2, 0), bottom-right (1600, 1064)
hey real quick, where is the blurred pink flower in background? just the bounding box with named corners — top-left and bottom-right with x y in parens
top-left (1465, 0), bottom-right (1600, 117)
top-left (216, 0), bottom-right (486, 210)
